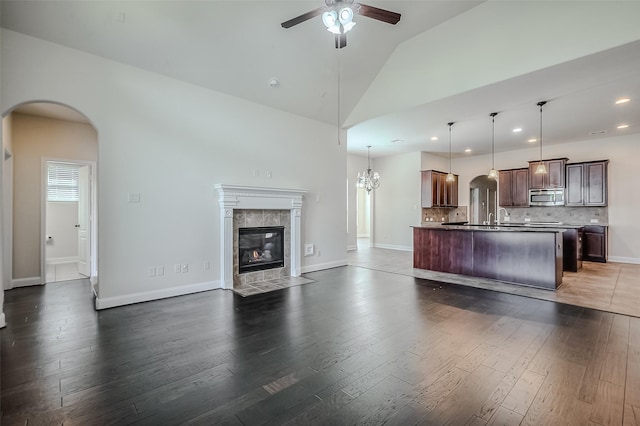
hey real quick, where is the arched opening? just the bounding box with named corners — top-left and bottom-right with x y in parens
top-left (469, 175), bottom-right (497, 225)
top-left (2, 101), bottom-right (98, 298)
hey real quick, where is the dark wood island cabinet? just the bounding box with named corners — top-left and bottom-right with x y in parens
top-left (413, 225), bottom-right (563, 289)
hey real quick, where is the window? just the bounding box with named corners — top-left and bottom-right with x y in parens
top-left (47, 162), bottom-right (80, 202)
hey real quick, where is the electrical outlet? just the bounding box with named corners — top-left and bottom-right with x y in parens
top-left (524, 217), bottom-right (531, 222)
top-left (174, 264), bottom-right (181, 273)
top-left (148, 267), bottom-right (156, 277)
top-left (181, 264), bottom-right (189, 273)
top-left (590, 219), bottom-right (599, 223)
top-left (128, 192), bottom-right (141, 203)
top-left (156, 266), bottom-right (164, 276)
top-left (504, 216), bottom-right (510, 222)
top-left (203, 260), bottom-right (211, 271)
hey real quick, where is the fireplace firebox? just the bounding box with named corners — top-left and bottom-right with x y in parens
top-left (238, 226), bottom-right (285, 274)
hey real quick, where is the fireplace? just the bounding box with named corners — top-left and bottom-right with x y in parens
top-left (215, 184), bottom-right (306, 289)
top-left (238, 226), bottom-right (285, 274)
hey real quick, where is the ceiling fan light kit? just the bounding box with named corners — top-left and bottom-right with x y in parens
top-left (282, 0), bottom-right (401, 49)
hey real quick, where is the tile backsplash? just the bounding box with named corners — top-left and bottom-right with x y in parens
top-left (500, 206), bottom-right (608, 225)
top-left (422, 206), bottom-right (468, 223)
top-left (422, 205), bottom-right (607, 225)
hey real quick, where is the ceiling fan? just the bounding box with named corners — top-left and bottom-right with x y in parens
top-left (281, 0), bottom-right (401, 49)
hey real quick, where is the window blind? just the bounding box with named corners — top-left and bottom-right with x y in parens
top-left (47, 162), bottom-right (80, 202)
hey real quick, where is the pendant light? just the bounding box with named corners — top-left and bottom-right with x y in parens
top-left (446, 122), bottom-right (455, 182)
top-left (488, 112), bottom-right (499, 179)
top-left (356, 145), bottom-right (381, 193)
top-left (535, 101), bottom-right (548, 175)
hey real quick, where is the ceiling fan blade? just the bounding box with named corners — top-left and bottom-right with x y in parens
top-left (335, 33), bottom-right (347, 49)
top-left (355, 3), bottom-right (401, 25)
top-left (281, 7), bottom-right (326, 29)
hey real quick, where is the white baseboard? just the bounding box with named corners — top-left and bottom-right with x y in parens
top-left (95, 280), bottom-right (221, 310)
top-left (0, 313), bottom-right (6, 328)
top-left (46, 256), bottom-right (80, 265)
top-left (347, 245), bottom-right (358, 251)
top-left (608, 256), bottom-right (640, 264)
top-left (373, 243), bottom-right (413, 252)
top-left (301, 259), bottom-right (348, 274)
top-left (357, 234), bottom-right (370, 238)
top-left (12, 277), bottom-right (43, 288)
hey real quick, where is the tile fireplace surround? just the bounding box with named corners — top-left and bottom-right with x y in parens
top-left (215, 185), bottom-right (307, 290)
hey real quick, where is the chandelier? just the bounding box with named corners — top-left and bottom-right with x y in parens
top-left (357, 145), bottom-right (380, 193)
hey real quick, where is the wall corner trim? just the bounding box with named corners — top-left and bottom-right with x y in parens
top-left (0, 313), bottom-right (6, 328)
top-left (94, 280), bottom-right (221, 310)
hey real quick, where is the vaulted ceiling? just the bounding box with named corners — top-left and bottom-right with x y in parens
top-left (2, 1), bottom-right (640, 158)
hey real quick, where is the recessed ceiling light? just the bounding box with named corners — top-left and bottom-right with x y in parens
top-left (268, 78), bottom-right (279, 88)
top-left (430, 136), bottom-right (438, 141)
top-left (615, 98), bottom-right (630, 104)
top-left (527, 138), bottom-right (537, 143)
top-left (391, 139), bottom-right (403, 144)
top-left (465, 148), bottom-right (472, 153)
top-left (512, 128), bottom-right (523, 133)
top-left (617, 124), bottom-right (629, 129)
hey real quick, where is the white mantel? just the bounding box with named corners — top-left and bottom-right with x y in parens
top-left (215, 184), bottom-right (307, 289)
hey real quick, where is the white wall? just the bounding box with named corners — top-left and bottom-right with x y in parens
top-left (1, 30), bottom-right (347, 307)
top-left (11, 113), bottom-right (97, 281)
top-left (45, 202), bottom-right (79, 261)
top-left (372, 151), bottom-right (422, 250)
top-left (346, 154), bottom-right (368, 250)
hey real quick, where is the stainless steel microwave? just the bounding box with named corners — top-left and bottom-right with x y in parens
top-left (529, 188), bottom-right (565, 206)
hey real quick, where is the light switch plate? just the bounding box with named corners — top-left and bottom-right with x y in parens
top-left (304, 244), bottom-right (314, 256)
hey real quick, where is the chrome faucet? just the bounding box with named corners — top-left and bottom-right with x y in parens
top-left (487, 212), bottom-right (494, 226)
top-left (497, 207), bottom-right (508, 225)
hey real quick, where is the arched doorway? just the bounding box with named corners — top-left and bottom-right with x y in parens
top-left (469, 175), bottom-right (497, 225)
top-left (2, 101), bottom-right (98, 293)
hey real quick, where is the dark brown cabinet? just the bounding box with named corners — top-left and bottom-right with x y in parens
top-left (498, 168), bottom-right (529, 207)
top-left (528, 158), bottom-right (567, 189)
top-left (583, 225), bottom-right (607, 263)
top-left (566, 160), bottom-right (608, 206)
top-left (421, 170), bottom-right (458, 208)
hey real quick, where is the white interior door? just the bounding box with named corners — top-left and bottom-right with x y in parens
top-left (77, 165), bottom-right (90, 277)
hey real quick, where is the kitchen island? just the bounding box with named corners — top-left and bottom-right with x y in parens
top-left (413, 224), bottom-right (563, 289)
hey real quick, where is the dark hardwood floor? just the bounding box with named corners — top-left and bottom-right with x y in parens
top-left (1, 266), bottom-right (639, 425)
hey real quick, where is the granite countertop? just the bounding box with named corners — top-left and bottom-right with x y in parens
top-left (414, 223), bottom-right (565, 233)
top-left (420, 221), bottom-right (608, 229)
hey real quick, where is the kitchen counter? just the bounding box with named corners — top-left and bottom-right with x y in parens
top-left (416, 223), bottom-right (567, 233)
top-left (413, 225), bottom-right (563, 289)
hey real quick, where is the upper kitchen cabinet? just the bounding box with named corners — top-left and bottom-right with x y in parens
top-left (498, 168), bottom-right (529, 207)
top-left (528, 158), bottom-right (567, 189)
top-left (566, 160), bottom-right (609, 206)
top-left (421, 170), bottom-right (458, 208)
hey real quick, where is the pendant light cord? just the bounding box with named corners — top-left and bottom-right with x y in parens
top-left (538, 101), bottom-right (546, 163)
top-left (337, 50), bottom-right (341, 146)
top-left (448, 122), bottom-right (454, 173)
top-left (490, 112), bottom-right (498, 169)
